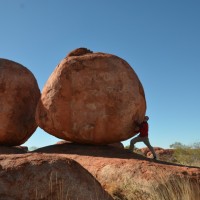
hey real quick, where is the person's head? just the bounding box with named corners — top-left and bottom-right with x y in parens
top-left (144, 116), bottom-right (149, 122)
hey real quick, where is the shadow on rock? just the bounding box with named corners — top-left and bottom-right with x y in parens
top-left (0, 145), bottom-right (28, 154)
top-left (34, 143), bottom-right (199, 169)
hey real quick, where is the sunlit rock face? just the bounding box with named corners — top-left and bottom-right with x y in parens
top-left (0, 58), bottom-right (40, 146)
top-left (36, 48), bottom-right (146, 144)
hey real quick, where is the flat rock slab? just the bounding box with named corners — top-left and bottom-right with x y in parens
top-left (34, 143), bottom-right (200, 196)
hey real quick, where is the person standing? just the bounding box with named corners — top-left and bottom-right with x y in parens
top-left (129, 116), bottom-right (157, 159)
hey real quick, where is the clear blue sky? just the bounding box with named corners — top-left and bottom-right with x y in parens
top-left (1, 0), bottom-right (199, 148)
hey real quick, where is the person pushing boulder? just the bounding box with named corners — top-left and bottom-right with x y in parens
top-left (129, 116), bottom-right (157, 160)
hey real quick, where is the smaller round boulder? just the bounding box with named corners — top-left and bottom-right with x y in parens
top-left (0, 59), bottom-right (40, 146)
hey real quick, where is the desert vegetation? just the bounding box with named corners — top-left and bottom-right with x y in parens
top-left (29, 146), bottom-right (38, 151)
top-left (126, 141), bottom-right (200, 167)
top-left (118, 142), bottom-right (200, 200)
top-left (107, 174), bottom-right (200, 200)
top-left (170, 142), bottom-right (200, 167)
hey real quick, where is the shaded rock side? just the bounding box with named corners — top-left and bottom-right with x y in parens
top-left (0, 154), bottom-right (113, 200)
top-left (0, 145), bottom-right (28, 154)
top-left (36, 48), bottom-right (146, 144)
top-left (0, 59), bottom-right (40, 146)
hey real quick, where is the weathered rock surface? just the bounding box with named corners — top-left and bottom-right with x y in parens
top-left (35, 143), bottom-right (200, 198)
top-left (0, 59), bottom-right (40, 146)
top-left (0, 153), bottom-right (113, 200)
top-left (36, 48), bottom-right (146, 144)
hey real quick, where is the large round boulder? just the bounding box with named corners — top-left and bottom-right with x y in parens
top-left (36, 48), bottom-right (146, 144)
top-left (0, 58), bottom-right (40, 146)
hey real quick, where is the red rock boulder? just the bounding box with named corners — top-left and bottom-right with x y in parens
top-left (36, 48), bottom-right (146, 144)
top-left (0, 153), bottom-right (113, 200)
top-left (0, 59), bottom-right (40, 146)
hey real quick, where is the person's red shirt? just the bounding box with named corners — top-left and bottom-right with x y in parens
top-left (138, 122), bottom-right (148, 137)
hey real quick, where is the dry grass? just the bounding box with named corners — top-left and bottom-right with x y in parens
top-left (106, 174), bottom-right (200, 200)
top-left (34, 172), bottom-right (200, 200)
top-left (106, 175), bottom-right (153, 200)
top-left (35, 172), bottom-right (111, 200)
top-left (152, 175), bottom-right (200, 200)
top-left (33, 169), bottom-right (200, 200)
top-left (35, 172), bottom-right (69, 200)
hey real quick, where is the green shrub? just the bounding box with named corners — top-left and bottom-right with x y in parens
top-left (170, 142), bottom-right (200, 167)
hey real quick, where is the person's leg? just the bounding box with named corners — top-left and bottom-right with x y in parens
top-left (143, 137), bottom-right (157, 158)
top-left (129, 136), bottom-right (143, 152)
